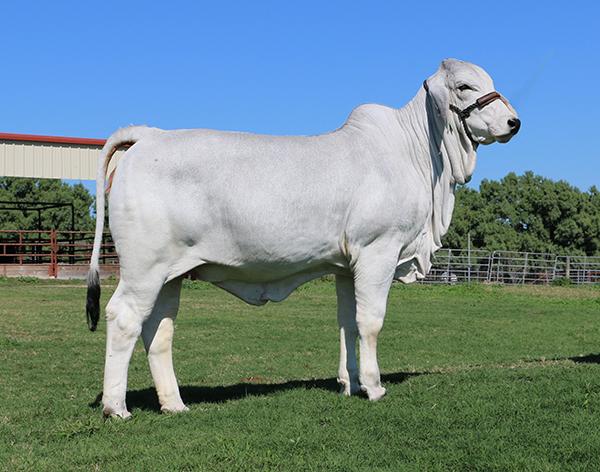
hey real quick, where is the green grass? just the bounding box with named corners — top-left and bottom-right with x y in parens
top-left (1, 279), bottom-right (600, 471)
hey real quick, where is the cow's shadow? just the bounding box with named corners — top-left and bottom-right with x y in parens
top-left (569, 353), bottom-right (600, 364)
top-left (89, 354), bottom-right (600, 412)
top-left (90, 371), bottom-right (422, 413)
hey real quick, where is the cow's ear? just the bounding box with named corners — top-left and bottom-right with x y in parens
top-left (424, 69), bottom-right (449, 125)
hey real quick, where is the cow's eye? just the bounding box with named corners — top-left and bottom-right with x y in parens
top-left (458, 84), bottom-right (473, 92)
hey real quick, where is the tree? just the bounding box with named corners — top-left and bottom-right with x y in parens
top-left (443, 172), bottom-right (600, 256)
top-left (0, 177), bottom-right (95, 231)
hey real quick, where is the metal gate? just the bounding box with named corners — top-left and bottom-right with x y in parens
top-left (0, 230), bottom-right (118, 279)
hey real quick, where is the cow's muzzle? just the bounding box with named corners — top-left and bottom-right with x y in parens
top-left (508, 118), bottom-right (521, 136)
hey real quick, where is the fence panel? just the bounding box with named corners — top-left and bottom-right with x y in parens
top-left (0, 230), bottom-right (118, 279)
top-left (487, 251), bottom-right (557, 285)
top-left (422, 248), bottom-right (492, 284)
top-left (553, 255), bottom-right (600, 285)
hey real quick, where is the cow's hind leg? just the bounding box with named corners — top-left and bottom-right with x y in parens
top-left (102, 276), bottom-right (164, 418)
top-left (141, 277), bottom-right (187, 413)
top-left (336, 275), bottom-right (360, 396)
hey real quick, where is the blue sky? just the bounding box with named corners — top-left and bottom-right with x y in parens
top-left (1, 1), bottom-right (599, 194)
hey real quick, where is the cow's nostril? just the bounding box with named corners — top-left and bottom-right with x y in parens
top-left (508, 118), bottom-right (521, 135)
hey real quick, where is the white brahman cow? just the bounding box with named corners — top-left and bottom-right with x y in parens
top-left (87, 59), bottom-right (520, 418)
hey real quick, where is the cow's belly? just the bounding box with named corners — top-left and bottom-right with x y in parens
top-left (189, 261), bottom-right (348, 305)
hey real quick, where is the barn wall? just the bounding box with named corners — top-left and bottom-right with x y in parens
top-left (0, 140), bottom-right (124, 181)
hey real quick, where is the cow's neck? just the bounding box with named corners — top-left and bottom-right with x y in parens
top-left (395, 88), bottom-right (478, 249)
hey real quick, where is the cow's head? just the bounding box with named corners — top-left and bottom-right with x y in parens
top-left (426, 59), bottom-right (520, 145)
top-left (424, 59), bottom-right (520, 183)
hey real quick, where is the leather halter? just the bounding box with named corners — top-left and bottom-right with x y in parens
top-left (423, 79), bottom-right (509, 144)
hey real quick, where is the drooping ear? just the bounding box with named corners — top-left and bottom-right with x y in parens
top-left (424, 65), bottom-right (449, 126)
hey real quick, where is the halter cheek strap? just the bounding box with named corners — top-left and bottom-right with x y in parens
top-left (423, 80), bottom-right (509, 144)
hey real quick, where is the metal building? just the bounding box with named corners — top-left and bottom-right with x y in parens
top-left (0, 132), bottom-right (123, 180)
top-left (0, 132), bottom-right (122, 279)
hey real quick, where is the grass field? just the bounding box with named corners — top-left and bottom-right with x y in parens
top-left (1, 278), bottom-right (600, 471)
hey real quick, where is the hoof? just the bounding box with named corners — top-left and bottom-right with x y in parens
top-left (361, 384), bottom-right (386, 401)
top-left (103, 406), bottom-right (132, 419)
top-left (161, 403), bottom-right (189, 414)
top-left (102, 397), bottom-right (132, 419)
top-left (338, 378), bottom-right (361, 397)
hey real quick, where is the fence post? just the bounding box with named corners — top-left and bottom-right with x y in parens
top-left (49, 229), bottom-right (58, 278)
top-left (522, 252), bottom-right (528, 284)
top-left (551, 257), bottom-right (558, 282)
top-left (447, 249), bottom-right (452, 283)
top-left (69, 232), bottom-right (75, 265)
top-left (487, 251), bottom-right (494, 283)
top-left (18, 231), bottom-right (23, 265)
top-left (495, 251), bottom-right (500, 282)
top-left (467, 233), bottom-right (471, 283)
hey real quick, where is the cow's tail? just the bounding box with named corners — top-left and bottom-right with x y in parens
top-left (86, 126), bottom-right (154, 331)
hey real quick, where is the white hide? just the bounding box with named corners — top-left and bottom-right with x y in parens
top-left (89, 59), bottom-right (519, 417)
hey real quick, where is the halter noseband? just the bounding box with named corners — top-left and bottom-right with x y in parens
top-left (423, 79), bottom-right (509, 144)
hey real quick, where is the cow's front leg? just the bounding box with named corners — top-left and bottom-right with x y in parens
top-left (336, 275), bottom-right (360, 396)
top-left (141, 278), bottom-right (187, 414)
top-left (352, 252), bottom-right (395, 401)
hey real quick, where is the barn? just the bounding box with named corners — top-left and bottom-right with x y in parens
top-left (0, 132), bottom-right (121, 278)
top-left (0, 131), bottom-right (123, 180)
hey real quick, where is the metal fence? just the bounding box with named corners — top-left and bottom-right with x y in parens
top-left (553, 255), bottom-right (600, 285)
top-left (487, 251), bottom-right (557, 285)
top-left (0, 229), bottom-right (599, 284)
top-left (422, 249), bottom-right (492, 284)
top-left (0, 230), bottom-right (118, 279)
top-left (425, 249), bottom-right (600, 285)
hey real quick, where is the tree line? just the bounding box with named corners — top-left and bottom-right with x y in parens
top-left (1, 173), bottom-right (599, 255)
top-left (442, 172), bottom-right (600, 256)
top-left (0, 178), bottom-right (95, 232)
